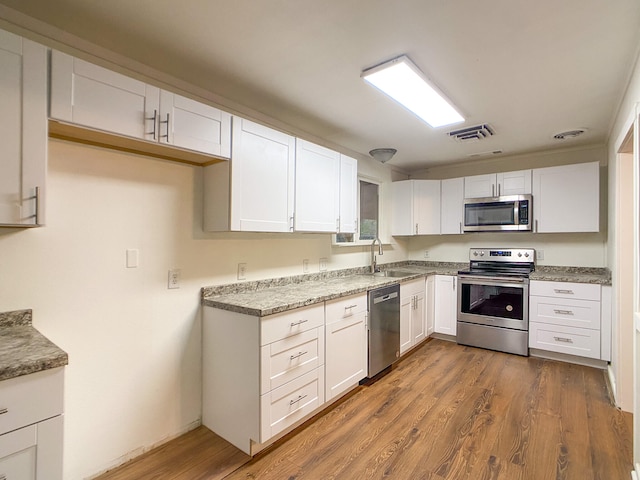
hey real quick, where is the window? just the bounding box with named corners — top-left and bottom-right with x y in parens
top-left (335, 179), bottom-right (380, 245)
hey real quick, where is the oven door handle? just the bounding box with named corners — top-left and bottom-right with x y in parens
top-left (458, 275), bottom-right (527, 285)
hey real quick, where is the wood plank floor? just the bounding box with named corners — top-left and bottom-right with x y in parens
top-left (96, 339), bottom-right (633, 480)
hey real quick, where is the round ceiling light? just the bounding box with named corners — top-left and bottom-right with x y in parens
top-left (553, 129), bottom-right (586, 140)
top-left (369, 148), bottom-right (397, 163)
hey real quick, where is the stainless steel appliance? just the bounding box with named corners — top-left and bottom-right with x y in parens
top-left (463, 194), bottom-right (532, 232)
top-left (457, 248), bottom-right (535, 356)
top-left (367, 283), bottom-right (400, 377)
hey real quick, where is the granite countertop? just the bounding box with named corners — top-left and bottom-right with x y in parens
top-left (202, 261), bottom-right (611, 317)
top-left (202, 262), bottom-right (464, 317)
top-left (0, 310), bottom-right (69, 382)
top-left (530, 266), bottom-right (611, 285)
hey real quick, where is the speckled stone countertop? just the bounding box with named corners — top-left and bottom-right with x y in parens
top-left (201, 262), bottom-right (465, 317)
top-left (0, 310), bottom-right (68, 382)
top-left (202, 261), bottom-right (612, 317)
top-left (530, 266), bottom-right (611, 286)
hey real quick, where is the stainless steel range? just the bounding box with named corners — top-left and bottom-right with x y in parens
top-left (456, 248), bottom-right (535, 356)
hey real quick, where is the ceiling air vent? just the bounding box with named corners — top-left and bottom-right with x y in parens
top-left (553, 129), bottom-right (585, 140)
top-left (447, 124), bottom-right (495, 142)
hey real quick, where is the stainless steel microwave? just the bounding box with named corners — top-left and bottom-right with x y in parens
top-left (463, 194), bottom-right (532, 232)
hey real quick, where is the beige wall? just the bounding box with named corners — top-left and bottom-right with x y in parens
top-left (0, 139), bottom-right (407, 479)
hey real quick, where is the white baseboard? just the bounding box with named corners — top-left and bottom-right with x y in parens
top-left (607, 364), bottom-right (619, 406)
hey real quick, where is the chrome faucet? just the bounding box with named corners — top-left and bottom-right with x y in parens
top-left (370, 237), bottom-right (383, 273)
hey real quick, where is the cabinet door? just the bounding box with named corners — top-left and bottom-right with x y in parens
top-left (325, 312), bottom-right (366, 401)
top-left (0, 425), bottom-right (36, 480)
top-left (532, 162), bottom-right (599, 233)
top-left (159, 90), bottom-right (231, 158)
top-left (0, 30), bottom-right (46, 226)
top-left (412, 292), bottom-right (426, 344)
top-left (294, 140), bottom-right (340, 232)
top-left (434, 275), bottom-right (457, 335)
top-left (426, 276), bottom-right (435, 336)
top-left (339, 155), bottom-right (358, 233)
top-left (400, 295), bottom-right (413, 354)
top-left (391, 181), bottom-right (415, 235)
top-left (464, 173), bottom-right (496, 198)
top-left (230, 118), bottom-right (295, 232)
top-left (50, 50), bottom-right (159, 141)
top-left (497, 169), bottom-right (531, 196)
top-left (440, 178), bottom-right (464, 234)
top-left (414, 180), bottom-right (441, 235)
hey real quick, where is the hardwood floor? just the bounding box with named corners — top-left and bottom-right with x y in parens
top-left (97, 339), bottom-right (633, 480)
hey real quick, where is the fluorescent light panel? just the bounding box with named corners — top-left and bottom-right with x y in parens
top-left (362, 55), bottom-right (464, 128)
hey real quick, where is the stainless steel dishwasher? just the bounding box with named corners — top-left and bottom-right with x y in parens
top-left (367, 283), bottom-right (400, 378)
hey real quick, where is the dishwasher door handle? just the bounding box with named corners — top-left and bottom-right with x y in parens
top-left (373, 291), bottom-right (399, 304)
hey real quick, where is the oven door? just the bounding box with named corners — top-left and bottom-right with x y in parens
top-left (457, 275), bottom-right (529, 331)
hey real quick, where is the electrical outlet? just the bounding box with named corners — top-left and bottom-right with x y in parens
top-left (303, 259), bottom-right (309, 273)
top-left (537, 250), bottom-right (544, 260)
top-left (319, 257), bottom-right (328, 271)
top-left (168, 269), bottom-right (180, 289)
top-left (237, 263), bottom-right (247, 280)
top-left (424, 250), bottom-right (430, 259)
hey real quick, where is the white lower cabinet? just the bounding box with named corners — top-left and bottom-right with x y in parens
top-left (325, 293), bottom-right (367, 401)
top-left (260, 366), bottom-right (324, 442)
top-left (529, 280), bottom-right (609, 360)
top-left (400, 279), bottom-right (426, 355)
top-left (0, 368), bottom-right (64, 480)
top-left (433, 275), bottom-right (457, 336)
top-left (203, 303), bottom-right (325, 455)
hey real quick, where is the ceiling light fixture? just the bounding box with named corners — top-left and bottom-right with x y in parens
top-left (362, 55), bottom-right (464, 128)
top-left (369, 148), bottom-right (397, 163)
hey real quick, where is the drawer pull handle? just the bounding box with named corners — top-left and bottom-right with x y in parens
top-left (344, 304), bottom-right (358, 310)
top-left (0, 408), bottom-right (7, 415)
top-left (554, 289), bottom-right (574, 295)
top-left (554, 336), bottom-right (574, 344)
top-left (290, 319), bottom-right (308, 327)
top-left (289, 394), bottom-right (308, 406)
top-left (554, 309), bottom-right (574, 315)
top-left (290, 351), bottom-right (308, 360)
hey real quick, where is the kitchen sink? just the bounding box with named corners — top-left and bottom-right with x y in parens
top-left (370, 269), bottom-right (415, 278)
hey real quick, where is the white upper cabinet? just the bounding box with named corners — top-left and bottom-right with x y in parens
top-left (50, 50), bottom-right (231, 158)
top-left (532, 161), bottom-right (599, 233)
top-left (230, 118), bottom-right (296, 232)
top-left (204, 118), bottom-right (295, 232)
top-left (159, 90), bottom-right (231, 158)
top-left (440, 177), bottom-right (464, 235)
top-left (392, 180), bottom-right (441, 236)
top-left (338, 155), bottom-right (358, 234)
top-left (0, 29), bottom-right (47, 227)
top-left (294, 140), bottom-right (340, 232)
top-left (464, 170), bottom-right (531, 198)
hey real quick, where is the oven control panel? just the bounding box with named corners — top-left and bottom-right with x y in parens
top-left (469, 248), bottom-right (535, 263)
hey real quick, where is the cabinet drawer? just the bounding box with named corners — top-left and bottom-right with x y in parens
top-left (325, 293), bottom-right (367, 322)
top-left (401, 278), bottom-right (425, 298)
top-left (260, 366), bottom-right (324, 442)
top-left (260, 327), bottom-right (324, 393)
top-left (529, 322), bottom-right (600, 359)
top-left (0, 425), bottom-right (36, 480)
top-left (530, 296), bottom-right (600, 329)
top-left (261, 303), bottom-right (324, 346)
top-left (529, 281), bottom-right (600, 301)
top-left (0, 368), bottom-right (64, 436)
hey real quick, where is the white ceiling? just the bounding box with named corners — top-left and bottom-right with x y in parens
top-left (2, 0), bottom-right (640, 171)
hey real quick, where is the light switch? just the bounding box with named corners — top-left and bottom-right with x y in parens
top-left (126, 249), bottom-right (139, 268)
